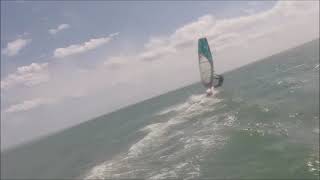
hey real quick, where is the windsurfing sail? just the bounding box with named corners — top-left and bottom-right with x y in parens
top-left (198, 37), bottom-right (214, 88)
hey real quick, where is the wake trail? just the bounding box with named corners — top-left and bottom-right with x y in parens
top-left (83, 91), bottom-right (237, 179)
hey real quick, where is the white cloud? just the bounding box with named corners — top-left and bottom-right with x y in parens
top-left (49, 24), bottom-right (70, 35)
top-left (99, 0), bottom-right (319, 106)
top-left (103, 56), bottom-right (128, 69)
top-left (109, 32), bottom-right (120, 37)
top-left (53, 32), bottom-right (119, 58)
top-left (1, 63), bottom-right (49, 89)
top-left (4, 98), bottom-right (57, 113)
top-left (1, 38), bottom-right (31, 57)
top-left (47, 0), bottom-right (318, 103)
top-left (134, 1), bottom-right (319, 65)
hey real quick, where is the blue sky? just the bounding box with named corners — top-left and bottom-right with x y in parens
top-left (1, 1), bottom-right (276, 75)
top-left (1, 1), bottom-right (318, 150)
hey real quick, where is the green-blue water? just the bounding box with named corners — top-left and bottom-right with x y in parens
top-left (1, 39), bottom-right (319, 179)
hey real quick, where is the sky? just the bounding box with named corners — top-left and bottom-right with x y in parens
top-left (1, 1), bottom-right (319, 150)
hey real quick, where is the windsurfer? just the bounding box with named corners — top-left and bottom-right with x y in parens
top-left (198, 37), bottom-right (224, 96)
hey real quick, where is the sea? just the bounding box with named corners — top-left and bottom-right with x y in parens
top-left (1, 39), bottom-right (319, 179)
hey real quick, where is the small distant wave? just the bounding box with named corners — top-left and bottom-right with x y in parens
top-left (275, 77), bottom-right (305, 91)
top-left (241, 121), bottom-right (289, 137)
top-left (261, 107), bottom-right (270, 112)
top-left (156, 104), bottom-right (180, 116)
top-left (306, 148), bottom-right (320, 176)
top-left (84, 92), bottom-right (236, 179)
top-left (289, 112), bottom-right (302, 119)
top-left (156, 90), bottom-right (219, 116)
top-left (280, 64), bottom-right (306, 73)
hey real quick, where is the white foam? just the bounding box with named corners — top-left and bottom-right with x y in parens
top-left (281, 64), bottom-right (306, 73)
top-left (149, 169), bottom-right (178, 179)
top-left (130, 94), bottom-right (222, 158)
top-left (128, 122), bottom-right (171, 158)
top-left (84, 92), bottom-right (230, 179)
top-left (224, 113), bottom-right (237, 126)
top-left (306, 149), bottom-right (320, 176)
top-left (156, 93), bottom-right (221, 119)
top-left (262, 107), bottom-right (270, 112)
top-left (175, 162), bottom-right (188, 169)
top-left (156, 104), bottom-right (180, 116)
top-left (155, 94), bottom-right (206, 116)
top-left (289, 114), bottom-right (295, 118)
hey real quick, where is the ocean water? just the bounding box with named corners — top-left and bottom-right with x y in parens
top-left (1, 39), bottom-right (319, 179)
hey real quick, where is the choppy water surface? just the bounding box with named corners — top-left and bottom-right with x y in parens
top-left (1, 39), bottom-right (319, 179)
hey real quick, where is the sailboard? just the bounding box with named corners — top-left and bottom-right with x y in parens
top-left (198, 37), bottom-right (223, 91)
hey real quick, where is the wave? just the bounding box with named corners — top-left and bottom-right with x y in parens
top-left (156, 90), bottom-right (219, 116)
top-left (306, 147), bottom-right (320, 176)
top-left (83, 91), bottom-right (236, 179)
